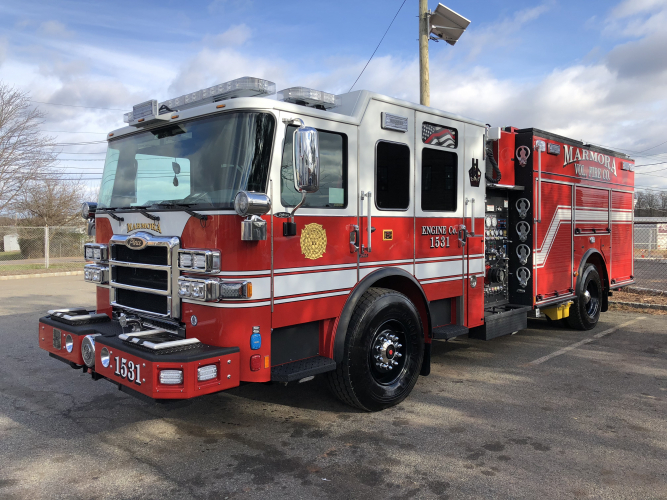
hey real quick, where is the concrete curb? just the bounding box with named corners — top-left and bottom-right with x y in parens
top-left (0, 271), bottom-right (84, 281)
top-left (609, 300), bottom-right (667, 311)
top-left (624, 286), bottom-right (667, 297)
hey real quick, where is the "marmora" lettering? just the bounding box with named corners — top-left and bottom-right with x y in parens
top-left (563, 145), bottom-right (617, 176)
top-left (127, 222), bottom-right (162, 233)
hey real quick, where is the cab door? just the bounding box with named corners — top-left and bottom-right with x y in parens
top-left (414, 112), bottom-right (471, 328)
top-left (357, 99), bottom-right (415, 280)
top-left (270, 111), bottom-right (358, 332)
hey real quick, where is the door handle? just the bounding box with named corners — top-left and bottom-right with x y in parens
top-left (458, 226), bottom-right (468, 246)
top-left (361, 191), bottom-right (372, 254)
top-left (349, 225), bottom-right (359, 253)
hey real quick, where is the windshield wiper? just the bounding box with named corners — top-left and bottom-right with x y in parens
top-left (119, 205), bottom-right (160, 222)
top-left (155, 202), bottom-right (208, 221)
top-left (97, 207), bottom-right (124, 222)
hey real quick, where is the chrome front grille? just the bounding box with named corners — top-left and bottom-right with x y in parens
top-left (109, 232), bottom-right (180, 319)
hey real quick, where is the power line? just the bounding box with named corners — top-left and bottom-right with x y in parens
top-left (635, 161), bottom-right (667, 170)
top-left (29, 100), bottom-right (127, 111)
top-left (636, 138), bottom-right (667, 155)
top-left (41, 130), bottom-right (109, 134)
top-left (53, 141), bottom-right (108, 146)
top-left (57, 151), bottom-right (107, 155)
top-left (349, 0), bottom-right (408, 92)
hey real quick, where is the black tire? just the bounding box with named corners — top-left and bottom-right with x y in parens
top-left (567, 264), bottom-right (602, 330)
top-left (327, 287), bottom-right (424, 411)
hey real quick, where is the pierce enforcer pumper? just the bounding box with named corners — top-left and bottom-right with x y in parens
top-left (38, 77), bottom-right (635, 411)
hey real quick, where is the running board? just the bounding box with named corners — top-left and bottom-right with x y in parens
top-left (271, 356), bottom-right (337, 383)
top-left (432, 324), bottom-right (469, 340)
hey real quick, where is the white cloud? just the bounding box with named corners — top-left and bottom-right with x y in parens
top-left (3, 0), bottom-right (666, 193)
top-left (204, 24), bottom-right (252, 47)
top-left (0, 38), bottom-right (7, 68)
top-left (610, 0), bottom-right (667, 19)
top-left (39, 20), bottom-right (74, 39)
top-left (463, 3), bottom-right (553, 59)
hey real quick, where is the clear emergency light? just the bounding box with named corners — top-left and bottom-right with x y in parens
top-left (277, 87), bottom-right (341, 109)
top-left (123, 76), bottom-right (276, 126)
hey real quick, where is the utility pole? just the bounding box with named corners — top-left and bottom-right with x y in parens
top-left (419, 0), bottom-right (430, 106)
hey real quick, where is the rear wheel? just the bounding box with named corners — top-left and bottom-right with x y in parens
top-left (567, 264), bottom-right (602, 330)
top-left (327, 288), bottom-right (424, 411)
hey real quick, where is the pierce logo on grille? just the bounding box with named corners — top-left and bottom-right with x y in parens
top-left (126, 236), bottom-right (148, 250)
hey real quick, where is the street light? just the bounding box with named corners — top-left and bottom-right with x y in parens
top-left (419, 2), bottom-right (471, 106)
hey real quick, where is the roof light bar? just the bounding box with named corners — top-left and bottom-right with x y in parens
top-left (277, 87), bottom-right (341, 109)
top-left (123, 77), bottom-right (276, 126)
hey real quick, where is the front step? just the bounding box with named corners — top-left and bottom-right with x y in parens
top-left (271, 356), bottom-right (337, 383)
top-left (432, 324), bottom-right (469, 340)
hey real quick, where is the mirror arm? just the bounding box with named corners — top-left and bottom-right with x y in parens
top-left (282, 117), bottom-right (305, 127)
top-left (289, 192), bottom-right (307, 222)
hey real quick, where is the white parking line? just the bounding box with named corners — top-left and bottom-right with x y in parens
top-left (528, 317), bottom-right (646, 366)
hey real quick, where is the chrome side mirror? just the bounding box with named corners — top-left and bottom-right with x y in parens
top-left (293, 126), bottom-right (319, 194)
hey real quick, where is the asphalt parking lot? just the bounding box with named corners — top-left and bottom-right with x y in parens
top-left (0, 276), bottom-right (665, 500)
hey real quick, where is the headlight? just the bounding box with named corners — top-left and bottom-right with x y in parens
top-left (178, 281), bottom-right (192, 297)
top-left (83, 243), bottom-right (108, 262)
top-left (177, 278), bottom-right (251, 301)
top-left (179, 253), bottom-right (192, 268)
top-left (84, 264), bottom-right (108, 284)
top-left (193, 254), bottom-right (207, 269)
top-left (159, 369), bottom-right (183, 385)
top-left (178, 249), bottom-right (220, 273)
top-left (177, 278), bottom-right (216, 301)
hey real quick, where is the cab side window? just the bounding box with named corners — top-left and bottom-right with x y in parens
top-left (422, 148), bottom-right (457, 211)
top-left (281, 125), bottom-right (347, 208)
top-left (376, 141), bottom-right (410, 210)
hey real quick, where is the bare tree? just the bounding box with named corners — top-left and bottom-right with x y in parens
top-left (13, 178), bottom-right (86, 226)
top-left (0, 82), bottom-right (58, 214)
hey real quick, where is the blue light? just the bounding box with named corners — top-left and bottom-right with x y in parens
top-left (250, 333), bottom-right (261, 350)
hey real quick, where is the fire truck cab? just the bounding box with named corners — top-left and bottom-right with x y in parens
top-left (38, 77), bottom-right (635, 411)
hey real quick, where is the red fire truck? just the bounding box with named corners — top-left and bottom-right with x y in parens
top-left (38, 77), bottom-right (635, 411)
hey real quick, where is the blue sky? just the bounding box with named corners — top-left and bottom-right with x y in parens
top-left (1, 0), bottom-right (666, 191)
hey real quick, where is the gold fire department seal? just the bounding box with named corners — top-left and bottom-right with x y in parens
top-left (300, 223), bottom-right (327, 260)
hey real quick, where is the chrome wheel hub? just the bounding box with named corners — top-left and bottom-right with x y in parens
top-left (373, 333), bottom-right (403, 372)
top-left (583, 290), bottom-right (591, 304)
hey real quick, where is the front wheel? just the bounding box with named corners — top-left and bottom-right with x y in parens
top-left (327, 288), bottom-right (424, 411)
top-left (567, 264), bottom-right (602, 330)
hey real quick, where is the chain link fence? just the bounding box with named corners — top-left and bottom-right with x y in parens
top-left (634, 220), bottom-right (667, 292)
top-left (0, 226), bottom-right (93, 276)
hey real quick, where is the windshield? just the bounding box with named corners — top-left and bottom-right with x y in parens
top-left (98, 111), bottom-right (275, 210)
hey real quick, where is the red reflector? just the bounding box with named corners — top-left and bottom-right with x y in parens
top-left (250, 354), bottom-right (261, 371)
